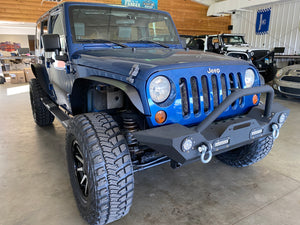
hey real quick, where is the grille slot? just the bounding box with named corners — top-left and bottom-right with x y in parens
top-left (179, 78), bottom-right (189, 116)
top-left (212, 75), bottom-right (219, 107)
top-left (280, 86), bottom-right (300, 95)
top-left (191, 77), bottom-right (200, 114)
top-left (229, 73), bottom-right (236, 107)
top-left (201, 76), bottom-right (210, 113)
top-left (281, 76), bottom-right (300, 83)
top-left (221, 74), bottom-right (227, 101)
top-left (237, 73), bottom-right (244, 105)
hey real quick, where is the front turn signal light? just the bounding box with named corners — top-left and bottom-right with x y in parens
top-left (252, 94), bottom-right (258, 105)
top-left (155, 110), bottom-right (167, 124)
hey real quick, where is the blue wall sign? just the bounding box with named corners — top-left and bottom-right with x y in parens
top-left (255, 8), bottom-right (271, 35)
top-left (122, 0), bottom-right (157, 9)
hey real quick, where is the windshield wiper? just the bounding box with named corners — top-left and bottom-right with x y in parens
top-left (129, 40), bottom-right (170, 48)
top-left (77, 39), bottom-right (128, 48)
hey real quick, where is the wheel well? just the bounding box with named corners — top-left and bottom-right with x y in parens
top-left (70, 78), bottom-right (144, 116)
top-left (31, 64), bottom-right (52, 96)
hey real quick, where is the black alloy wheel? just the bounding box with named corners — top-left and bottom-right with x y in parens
top-left (72, 140), bottom-right (89, 198)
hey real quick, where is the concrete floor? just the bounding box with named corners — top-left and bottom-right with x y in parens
top-left (0, 82), bottom-right (300, 225)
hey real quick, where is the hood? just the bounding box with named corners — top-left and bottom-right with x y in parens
top-left (279, 64), bottom-right (300, 76)
top-left (72, 48), bottom-right (251, 80)
top-left (226, 45), bottom-right (268, 53)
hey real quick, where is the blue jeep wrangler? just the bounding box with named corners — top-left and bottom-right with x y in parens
top-left (30, 2), bottom-right (289, 225)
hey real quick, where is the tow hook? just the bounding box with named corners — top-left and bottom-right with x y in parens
top-left (198, 143), bottom-right (213, 164)
top-left (271, 123), bottom-right (280, 139)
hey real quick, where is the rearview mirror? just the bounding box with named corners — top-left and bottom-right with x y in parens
top-left (42, 34), bottom-right (61, 52)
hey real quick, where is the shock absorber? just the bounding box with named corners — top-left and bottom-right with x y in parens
top-left (123, 118), bottom-right (139, 153)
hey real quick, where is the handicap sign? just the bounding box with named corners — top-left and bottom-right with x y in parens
top-left (256, 8), bottom-right (271, 35)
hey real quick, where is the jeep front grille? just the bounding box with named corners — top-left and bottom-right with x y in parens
top-left (179, 73), bottom-right (244, 117)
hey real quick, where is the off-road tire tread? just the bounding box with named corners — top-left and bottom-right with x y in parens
top-left (66, 112), bottom-right (134, 225)
top-left (216, 135), bottom-right (273, 167)
top-left (29, 78), bottom-right (54, 126)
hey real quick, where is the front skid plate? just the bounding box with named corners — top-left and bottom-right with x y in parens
top-left (133, 102), bottom-right (289, 164)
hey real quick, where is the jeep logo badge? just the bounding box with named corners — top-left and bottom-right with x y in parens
top-left (207, 68), bottom-right (221, 74)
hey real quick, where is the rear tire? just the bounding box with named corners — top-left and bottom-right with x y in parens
top-left (216, 135), bottom-right (274, 167)
top-left (29, 78), bottom-right (54, 126)
top-left (66, 112), bottom-right (134, 225)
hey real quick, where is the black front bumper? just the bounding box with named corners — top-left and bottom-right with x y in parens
top-left (134, 85), bottom-right (289, 165)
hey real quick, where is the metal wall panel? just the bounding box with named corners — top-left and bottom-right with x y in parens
top-left (232, 0), bottom-right (300, 55)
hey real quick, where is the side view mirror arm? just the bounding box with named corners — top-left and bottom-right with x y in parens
top-left (55, 53), bottom-right (68, 62)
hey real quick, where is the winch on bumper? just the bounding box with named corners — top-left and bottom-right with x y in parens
top-left (134, 85), bottom-right (289, 165)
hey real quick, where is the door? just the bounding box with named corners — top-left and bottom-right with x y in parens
top-left (48, 11), bottom-right (75, 112)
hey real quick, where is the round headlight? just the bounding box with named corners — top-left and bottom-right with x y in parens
top-left (276, 69), bottom-right (283, 78)
top-left (245, 69), bottom-right (255, 88)
top-left (149, 76), bottom-right (171, 103)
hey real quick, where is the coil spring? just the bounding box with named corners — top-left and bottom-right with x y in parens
top-left (123, 118), bottom-right (139, 151)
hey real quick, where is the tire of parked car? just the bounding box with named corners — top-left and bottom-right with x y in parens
top-left (29, 78), bottom-right (54, 126)
top-left (264, 65), bottom-right (277, 83)
top-left (66, 112), bottom-right (134, 225)
top-left (216, 135), bottom-right (274, 167)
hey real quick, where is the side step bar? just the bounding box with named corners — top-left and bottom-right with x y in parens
top-left (41, 97), bottom-right (70, 128)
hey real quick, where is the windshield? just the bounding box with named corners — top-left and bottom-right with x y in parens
top-left (69, 6), bottom-right (180, 45)
top-left (221, 36), bottom-right (246, 45)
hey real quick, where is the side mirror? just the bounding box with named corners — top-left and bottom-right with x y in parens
top-left (42, 34), bottom-right (61, 52)
top-left (273, 47), bottom-right (285, 54)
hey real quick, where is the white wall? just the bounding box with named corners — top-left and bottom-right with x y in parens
top-left (0, 21), bottom-right (35, 35)
top-left (232, 0), bottom-right (300, 55)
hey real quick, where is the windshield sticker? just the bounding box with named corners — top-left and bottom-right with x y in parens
top-left (122, 0), bottom-right (157, 9)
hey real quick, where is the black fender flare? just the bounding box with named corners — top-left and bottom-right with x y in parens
top-left (70, 76), bottom-right (146, 115)
top-left (31, 64), bottom-right (52, 96)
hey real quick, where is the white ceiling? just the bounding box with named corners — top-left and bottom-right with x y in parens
top-left (192, 0), bottom-right (284, 16)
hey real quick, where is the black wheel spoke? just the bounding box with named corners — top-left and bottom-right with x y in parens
top-left (75, 155), bottom-right (84, 164)
top-left (72, 140), bottom-right (89, 197)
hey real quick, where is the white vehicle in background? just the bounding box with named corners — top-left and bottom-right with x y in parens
top-left (203, 34), bottom-right (284, 82)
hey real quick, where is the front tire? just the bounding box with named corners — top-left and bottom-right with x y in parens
top-left (29, 78), bottom-right (54, 126)
top-left (66, 112), bottom-right (134, 225)
top-left (216, 135), bottom-right (274, 167)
